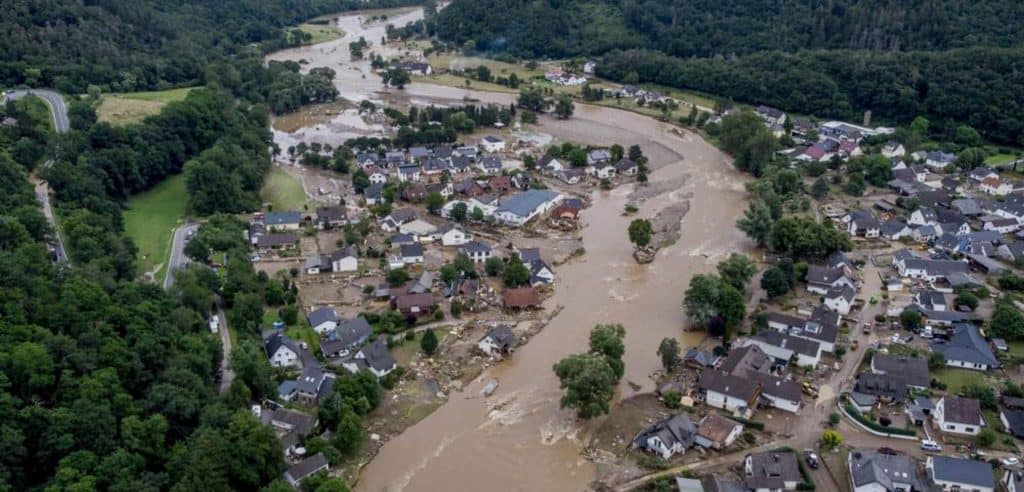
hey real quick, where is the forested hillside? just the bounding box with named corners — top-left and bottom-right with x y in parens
top-left (435, 0), bottom-right (1024, 144)
top-left (1, 0), bottom-right (420, 92)
top-left (436, 0), bottom-right (1024, 58)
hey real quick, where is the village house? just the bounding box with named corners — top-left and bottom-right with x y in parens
top-left (342, 340), bottom-right (397, 379)
top-left (586, 149), bottom-right (612, 166)
top-left (330, 246), bottom-right (358, 273)
top-left (307, 307), bottom-right (338, 335)
top-left (744, 452), bottom-right (801, 492)
top-left (439, 223), bottom-right (470, 246)
top-left (477, 156), bottom-right (503, 175)
top-left (502, 286), bottom-right (541, 310)
top-left (398, 218), bottom-right (438, 240)
top-left (931, 323), bottom-right (998, 371)
top-left (399, 243), bottom-right (425, 264)
top-left (265, 211), bottom-right (302, 231)
top-left (615, 158), bottom-right (639, 176)
top-left (631, 414), bottom-right (697, 459)
top-left (480, 135), bottom-right (505, 153)
top-left (263, 331), bottom-right (302, 368)
top-left (393, 61), bottom-right (432, 75)
top-left (755, 105), bottom-right (787, 126)
top-left (765, 308), bottom-right (839, 353)
top-left (823, 285), bottom-right (856, 315)
top-left (805, 264), bottom-right (856, 295)
top-left (381, 208), bottom-right (418, 232)
top-left (1001, 409), bottom-right (1024, 438)
top-left (695, 414), bottom-right (743, 450)
top-left (478, 325), bottom-right (516, 356)
top-left (848, 449), bottom-right (925, 492)
top-left (556, 169), bottom-right (584, 185)
top-left (926, 456), bottom-right (994, 492)
top-left (257, 233), bottom-right (299, 251)
top-left (314, 205), bottom-right (347, 229)
top-left (698, 371), bottom-right (761, 415)
top-left (304, 255), bottom-right (332, 275)
top-left (320, 317), bottom-right (372, 359)
top-left (847, 210), bottom-right (881, 237)
top-left (366, 167), bottom-right (388, 185)
top-left (749, 372), bottom-right (803, 413)
top-left (719, 345), bottom-right (773, 377)
top-left (854, 372), bottom-right (908, 403)
top-left (284, 452), bottom-right (329, 488)
top-left (935, 396), bottom-right (985, 436)
top-left (870, 354), bottom-right (930, 390)
top-left (983, 216), bottom-right (1020, 233)
top-left (980, 176), bottom-right (1014, 196)
top-left (460, 240), bottom-right (492, 263)
top-left (587, 162), bottom-right (617, 179)
top-left (426, 181), bottom-right (453, 198)
top-left (364, 183), bottom-right (385, 205)
top-left (294, 364), bottom-right (334, 406)
top-left (881, 141), bottom-right (906, 158)
top-left (739, 331), bottom-right (822, 368)
top-left (391, 292), bottom-right (435, 318)
top-left (539, 155), bottom-right (567, 174)
top-left (402, 183), bottom-right (427, 202)
top-left (397, 163), bottom-right (421, 182)
top-left (270, 408), bottom-right (317, 436)
top-left (1006, 470), bottom-right (1024, 492)
top-left (494, 189), bottom-right (563, 226)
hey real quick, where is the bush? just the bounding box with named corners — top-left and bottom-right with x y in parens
top-left (635, 453), bottom-right (670, 470)
top-left (977, 428), bottom-right (996, 448)
top-left (727, 415), bottom-right (765, 431)
top-left (662, 390), bottom-right (681, 409)
top-left (828, 412), bottom-right (840, 426)
top-left (742, 431), bottom-right (756, 444)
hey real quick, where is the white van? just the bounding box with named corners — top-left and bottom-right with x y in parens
top-left (921, 440), bottom-right (942, 452)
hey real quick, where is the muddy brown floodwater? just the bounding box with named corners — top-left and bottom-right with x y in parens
top-left (268, 9), bottom-right (753, 491)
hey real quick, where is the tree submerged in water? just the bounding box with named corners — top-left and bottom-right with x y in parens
top-left (553, 324), bottom-right (626, 419)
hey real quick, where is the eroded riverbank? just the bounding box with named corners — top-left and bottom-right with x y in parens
top-left (267, 9), bottom-right (752, 491)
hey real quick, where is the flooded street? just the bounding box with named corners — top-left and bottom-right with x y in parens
top-left (268, 9), bottom-right (752, 491)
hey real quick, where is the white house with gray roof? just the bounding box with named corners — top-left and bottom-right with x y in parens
top-left (848, 449), bottom-right (924, 492)
top-left (631, 414), bottom-right (697, 459)
top-left (738, 331), bottom-right (822, 368)
top-left (927, 456), bottom-right (994, 492)
top-left (307, 307), bottom-right (339, 335)
top-left (494, 190), bottom-right (563, 226)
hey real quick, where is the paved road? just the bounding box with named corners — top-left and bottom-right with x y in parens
top-left (4, 89), bottom-right (71, 263)
top-left (162, 222), bottom-right (199, 290)
top-left (216, 301), bottom-right (235, 395)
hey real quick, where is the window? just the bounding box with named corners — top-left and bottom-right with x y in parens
top-left (964, 427), bottom-right (974, 433)
top-left (947, 425), bottom-right (955, 430)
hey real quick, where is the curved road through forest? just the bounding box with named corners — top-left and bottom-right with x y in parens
top-left (3, 89), bottom-right (70, 263)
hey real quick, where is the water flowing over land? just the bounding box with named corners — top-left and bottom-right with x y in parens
top-left (268, 9), bottom-right (752, 490)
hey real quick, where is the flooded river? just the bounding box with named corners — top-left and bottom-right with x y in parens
top-left (268, 9), bottom-right (752, 491)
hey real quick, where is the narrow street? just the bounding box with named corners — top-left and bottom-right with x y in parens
top-left (216, 300), bottom-right (235, 395)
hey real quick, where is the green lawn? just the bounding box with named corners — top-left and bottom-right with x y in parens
top-left (1009, 341), bottom-right (1024, 358)
top-left (291, 23), bottom-right (345, 45)
top-left (261, 166), bottom-right (308, 212)
top-left (97, 87), bottom-right (194, 125)
top-left (933, 368), bottom-right (989, 394)
top-left (986, 153), bottom-right (1019, 166)
top-left (124, 174), bottom-right (188, 281)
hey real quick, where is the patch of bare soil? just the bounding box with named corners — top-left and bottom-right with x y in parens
top-left (628, 174), bottom-right (690, 202)
top-left (272, 100), bottom-right (356, 133)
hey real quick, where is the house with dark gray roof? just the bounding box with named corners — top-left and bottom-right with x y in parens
top-left (307, 307), bottom-right (338, 335)
top-left (265, 211), bottom-right (302, 230)
top-left (284, 452), bottom-right (329, 488)
top-left (632, 414), bottom-right (697, 459)
top-left (698, 371), bottom-right (761, 415)
top-left (870, 354), bottom-right (930, 389)
top-left (931, 323), bottom-right (998, 371)
top-left (854, 373), bottom-right (908, 402)
top-left (740, 331), bottom-right (822, 368)
top-left (848, 449), bottom-right (925, 492)
top-left (744, 452), bottom-right (801, 492)
top-left (719, 345), bottom-right (773, 377)
top-left (749, 372), bottom-right (802, 413)
top-left (270, 408), bottom-right (317, 436)
top-left (935, 396), bottom-right (985, 436)
top-left (684, 347), bottom-right (720, 369)
top-left (1001, 409), bottom-right (1024, 438)
top-left (494, 189), bottom-right (563, 226)
top-left (320, 317), bottom-right (372, 359)
top-left (264, 331), bottom-right (302, 368)
top-left (805, 264), bottom-right (856, 295)
top-left (926, 456), bottom-right (994, 492)
top-left (342, 340), bottom-right (396, 379)
top-left (765, 308), bottom-right (839, 353)
top-left (478, 325), bottom-right (516, 356)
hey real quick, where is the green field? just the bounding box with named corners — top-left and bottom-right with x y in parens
top-left (261, 166), bottom-right (308, 211)
top-left (96, 87), bottom-right (195, 125)
top-left (124, 174), bottom-right (188, 280)
top-left (986, 153), bottom-right (1019, 166)
top-left (933, 368), bottom-right (988, 394)
top-left (291, 23), bottom-right (345, 45)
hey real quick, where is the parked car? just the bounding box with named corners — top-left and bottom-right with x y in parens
top-left (1001, 457), bottom-right (1020, 467)
top-left (921, 440), bottom-right (942, 452)
top-left (804, 450), bottom-right (819, 469)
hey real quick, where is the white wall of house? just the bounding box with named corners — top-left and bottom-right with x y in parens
top-left (441, 229), bottom-right (469, 246)
top-left (945, 359), bottom-right (990, 371)
top-left (761, 393), bottom-right (801, 413)
top-left (935, 399), bottom-right (983, 436)
top-left (332, 256), bottom-right (358, 273)
top-left (311, 320), bottom-right (337, 336)
top-left (824, 296), bottom-right (852, 315)
top-left (705, 390), bottom-right (750, 414)
top-left (270, 347), bottom-right (300, 367)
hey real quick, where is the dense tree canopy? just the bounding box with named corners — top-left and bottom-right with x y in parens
top-left (437, 0), bottom-right (1024, 144)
